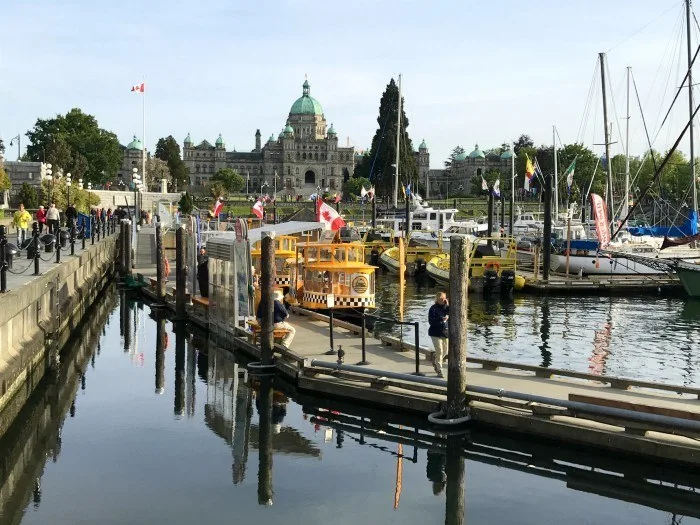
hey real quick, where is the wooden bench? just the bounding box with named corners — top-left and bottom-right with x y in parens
top-left (192, 296), bottom-right (209, 310)
top-left (246, 320), bottom-right (291, 346)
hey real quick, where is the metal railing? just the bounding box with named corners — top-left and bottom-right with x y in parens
top-left (361, 312), bottom-right (422, 376)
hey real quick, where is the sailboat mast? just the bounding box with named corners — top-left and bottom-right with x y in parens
top-left (553, 125), bottom-right (559, 219)
top-left (623, 66), bottom-right (631, 218)
top-left (599, 52), bottom-right (615, 225)
top-left (393, 74), bottom-right (402, 208)
top-left (686, 0), bottom-right (698, 212)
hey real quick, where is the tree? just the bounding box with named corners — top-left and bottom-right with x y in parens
top-left (155, 136), bottom-right (189, 191)
top-left (0, 166), bottom-right (10, 192)
top-left (342, 176), bottom-right (371, 199)
top-left (469, 168), bottom-right (501, 197)
top-left (443, 145), bottom-right (465, 176)
top-left (208, 181), bottom-right (226, 200)
top-left (17, 183), bottom-right (38, 209)
top-left (354, 78), bottom-right (418, 198)
top-left (145, 157), bottom-right (171, 191)
top-left (0, 138), bottom-right (4, 155)
top-left (178, 192), bottom-right (194, 215)
top-left (513, 134), bottom-right (534, 155)
top-left (211, 167), bottom-right (244, 195)
top-left (25, 108), bottom-right (122, 184)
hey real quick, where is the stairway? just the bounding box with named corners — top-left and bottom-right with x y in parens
top-left (135, 226), bottom-right (156, 268)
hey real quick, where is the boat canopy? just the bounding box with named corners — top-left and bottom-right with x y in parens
top-left (247, 221), bottom-right (324, 244)
top-left (627, 210), bottom-right (698, 237)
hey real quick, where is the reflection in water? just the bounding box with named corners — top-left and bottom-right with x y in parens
top-left (539, 298), bottom-right (551, 368)
top-left (257, 376), bottom-right (274, 506)
top-left (445, 435), bottom-right (465, 525)
top-left (174, 323), bottom-right (186, 416)
top-left (589, 300), bottom-right (612, 376)
top-left (154, 311), bottom-right (166, 394)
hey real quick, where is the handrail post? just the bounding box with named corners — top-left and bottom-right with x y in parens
top-left (70, 224), bottom-right (75, 255)
top-left (412, 321), bottom-right (423, 376)
top-left (0, 225), bottom-right (7, 293)
top-left (33, 223), bottom-right (40, 276)
top-left (325, 306), bottom-right (336, 355)
top-left (55, 225), bottom-right (61, 263)
top-left (91, 217), bottom-right (95, 245)
top-left (357, 308), bottom-right (369, 365)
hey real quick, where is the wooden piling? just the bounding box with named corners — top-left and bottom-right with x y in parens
top-left (447, 237), bottom-right (469, 419)
top-left (175, 227), bottom-right (187, 320)
top-left (155, 222), bottom-right (166, 300)
top-left (260, 232), bottom-right (275, 365)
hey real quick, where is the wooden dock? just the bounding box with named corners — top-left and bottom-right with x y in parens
top-left (519, 270), bottom-right (683, 294)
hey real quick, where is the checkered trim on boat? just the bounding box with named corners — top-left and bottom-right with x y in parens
top-left (275, 276), bottom-right (291, 285)
top-left (302, 292), bottom-right (375, 308)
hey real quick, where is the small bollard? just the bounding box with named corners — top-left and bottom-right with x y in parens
top-left (337, 345), bottom-right (345, 365)
top-left (357, 310), bottom-right (370, 365)
top-left (70, 225), bottom-right (75, 255)
top-left (325, 307), bottom-right (336, 355)
top-left (33, 223), bottom-right (40, 276)
top-left (55, 226), bottom-right (61, 263)
top-left (0, 225), bottom-right (7, 293)
top-left (412, 321), bottom-right (423, 376)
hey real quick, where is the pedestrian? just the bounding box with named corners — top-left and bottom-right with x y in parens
top-left (36, 205), bottom-right (47, 234)
top-left (65, 202), bottom-right (78, 230)
top-left (197, 247), bottom-right (209, 298)
top-left (256, 289), bottom-right (295, 347)
top-left (46, 203), bottom-right (60, 234)
top-left (13, 203), bottom-right (32, 244)
top-left (428, 292), bottom-right (449, 377)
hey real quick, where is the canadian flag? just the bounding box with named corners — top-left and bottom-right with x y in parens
top-left (317, 199), bottom-right (346, 231)
top-left (131, 83), bottom-right (145, 93)
top-left (252, 199), bottom-right (264, 219)
top-left (212, 197), bottom-right (224, 217)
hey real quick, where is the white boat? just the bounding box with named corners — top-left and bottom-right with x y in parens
top-left (550, 251), bottom-right (666, 275)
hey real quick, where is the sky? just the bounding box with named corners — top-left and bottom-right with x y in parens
top-left (1, 0), bottom-right (698, 169)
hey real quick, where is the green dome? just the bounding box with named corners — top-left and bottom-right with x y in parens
top-left (419, 139), bottom-right (427, 150)
top-left (469, 144), bottom-right (485, 159)
top-left (126, 135), bottom-right (143, 150)
top-left (269, 134), bottom-right (276, 142)
top-left (500, 148), bottom-right (514, 159)
top-left (453, 152), bottom-right (468, 162)
top-left (284, 124), bottom-right (294, 135)
top-left (215, 133), bottom-right (224, 146)
top-left (289, 80), bottom-right (324, 116)
top-left (184, 132), bottom-right (192, 145)
top-left (327, 123), bottom-right (336, 135)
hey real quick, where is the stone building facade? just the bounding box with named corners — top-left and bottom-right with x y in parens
top-left (118, 136), bottom-right (149, 183)
top-left (429, 144), bottom-right (513, 197)
top-left (183, 80), bottom-right (356, 198)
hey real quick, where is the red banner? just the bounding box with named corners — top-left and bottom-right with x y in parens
top-left (590, 193), bottom-right (610, 246)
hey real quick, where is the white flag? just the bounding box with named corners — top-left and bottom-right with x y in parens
top-left (360, 186), bottom-right (367, 197)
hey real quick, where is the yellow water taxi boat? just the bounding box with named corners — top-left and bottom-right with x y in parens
top-left (378, 230), bottom-right (446, 276)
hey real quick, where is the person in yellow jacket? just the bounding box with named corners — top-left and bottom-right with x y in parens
top-left (13, 203), bottom-right (32, 244)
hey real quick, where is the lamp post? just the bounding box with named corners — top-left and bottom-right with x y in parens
top-left (458, 185), bottom-right (463, 208)
top-left (132, 168), bottom-right (141, 224)
top-left (66, 172), bottom-right (72, 210)
top-left (45, 164), bottom-right (53, 205)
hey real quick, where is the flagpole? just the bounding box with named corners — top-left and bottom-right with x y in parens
top-left (142, 78), bottom-right (146, 194)
top-left (553, 125), bottom-right (559, 220)
top-left (510, 144), bottom-right (515, 236)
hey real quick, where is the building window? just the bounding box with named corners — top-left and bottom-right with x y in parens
top-left (330, 179), bottom-right (336, 189)
top-left (286, 178), bottom-right (292, 189)
top-left (295, 167), bottom-right (299, 175)
top-left (315, 152), bottom-right (318, 160)
top-left (305, 170), bottom-right (315, 184)
top-left (287, 167), bottom-right (291, 175)
top-left (331, 167), bottom-right (335, 175)
top-left (210, 164), bottom-right (214, 173)
top-left (322, 168), bottom-right (326, 176)
top-left (196, 165), bottom-right (200, 173)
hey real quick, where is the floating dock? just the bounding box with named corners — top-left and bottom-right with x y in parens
top-left (519, 270), bottom-right (682, 295)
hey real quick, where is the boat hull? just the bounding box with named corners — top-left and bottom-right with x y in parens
top-left (676, 262), bottom-right (700, 297)
top-left (551, 254), bottom-right (665, 275)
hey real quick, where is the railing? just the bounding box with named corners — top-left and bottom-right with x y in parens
top-left (362, 313), bottom-right (422, 375)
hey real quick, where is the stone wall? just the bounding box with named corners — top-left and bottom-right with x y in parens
top-left (89, 189), bottom-right (182, 212)
top-left (0, 235), bottom-right (118, 439)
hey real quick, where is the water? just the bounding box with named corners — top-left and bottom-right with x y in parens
top-left (373, 273), bottom-right (700, 386)
top-left (1, 286), bottom-right (699, 524)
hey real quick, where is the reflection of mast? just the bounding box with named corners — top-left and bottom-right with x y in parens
top-left (174, 324), bottom-right (186, 416)
top-left (589, 300), bottom-right (612, 375)
top-left (539, 298), bottom-right (552, 368)
top-left (445, 436), bottom-right (465, 525)
top-left (394, 441), bottom-right (403, 510)
top-left (155, 314), bottom-right (166, 394)
top-left (186, 333), bottom-right (196, 417)
top-left (257, 376), bottom-right (274, 506)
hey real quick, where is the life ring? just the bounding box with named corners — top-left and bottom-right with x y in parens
top-left (164, 257), bottom-right (171, 278)
top-left (485, 261), bottom-right (500, 272)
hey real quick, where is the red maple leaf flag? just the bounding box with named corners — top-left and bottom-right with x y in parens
top-left (212, 197), bottom-right (224, 217)
top-left (317, 199), bottom-right (346, 231)
top-left (131, 83), bottom-right (145, 93)
top-left (252, 200), bottom-right (264, 219)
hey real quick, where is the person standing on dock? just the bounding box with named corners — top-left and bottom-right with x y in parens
top-left (428, 292), bottom-right (449, 377)
top-left (46, 203), bottom-right (60, 235)
top-left (36, 205), bottom-right (47, 234)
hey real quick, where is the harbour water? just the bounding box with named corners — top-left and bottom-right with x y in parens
top-left (2, 286), bottom-right (700, 524)
top-left (373, 273), bottom-right (700, 386)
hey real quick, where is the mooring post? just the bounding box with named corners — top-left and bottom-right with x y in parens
top-left (175, 226), bottom-right (187, 320)
top-left (326, 306), bottom-right (336, 355)
top-left (447, 236), bottom-right (469, 420)
top-left (155, 312), bottom-right (166, 394)
top-left (33, 223), bottom-right (40, 276)
top-left (118, 222), bottom-right (125, 275)
top-left (55, 225), bottom-right (61, 263)
top-left (155, 222), bottom-right (166, 301)
top-left (357, 309), bottom-right (369, 365)
top-left (445, 436), bottom-right (465, 525)
top-left (257, 375), bottom-right (274, 506)
top-left (413, 321), bottom-right (423, 376)
top-left (0, 225), bottom-right (7, 293)
top-left (70, 222), bottom-right (75, 256)
top-left (260, 231), bottom-right (275, 365)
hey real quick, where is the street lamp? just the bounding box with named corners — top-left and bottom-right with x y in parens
top-left (261, 180), bottom-right (268, 196)
top-left (66, 172), bottom-right (72, 210)
top-left (132, 168), bottom-right (141, 223)
top-left (78, 178), bottom-right (83, 190)
top-left (45, 164), bottom-right (53, 205)
top-left (459, 185), bottom-right (463, 207)
top-left (87, 182), bottom-right (92, 191)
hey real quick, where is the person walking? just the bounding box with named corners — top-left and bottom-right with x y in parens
top-left (46, 203), bottom-right (60, 234)
top-left (65, 202), bottom-right (78, 231)
top-left (36, 205), bottom-right (47, 234)
top-left (13, 204), bottom-right (32, 244)
top-left (256, 289), bottom-right (295, 348)
top-left (428, 292), bottom-right (449, 377)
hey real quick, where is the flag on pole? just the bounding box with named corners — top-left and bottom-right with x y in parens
top-left (360, 186), bottom-right (367, 198)
top-left (564, 157), bottom-right (577, 189)
top-left (317, 199), bottom-right (346, 230)
top-left (334, 192), bottom-right (342, 204)
top-left (368, 187), bottom-right (375, 201)
top-left (492, 179), bottom-right (501, 198)
top-left (212, 197), bottom-right (224, 218)
top-left (131, 83), bottom-right (145, 93)
top-left (405, 183), bottom-right (411, 197)
top-left (252, 199), bottom-right (264, 219)
top-left (590, 193), bottom-right (610, 246)
top-left (481, 177), bottom-right (488, 191)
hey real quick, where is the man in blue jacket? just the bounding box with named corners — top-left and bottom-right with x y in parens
top-left (428, 292), bottom-right (449, 377)
top-left (256, 290), bottom-right (296, 347)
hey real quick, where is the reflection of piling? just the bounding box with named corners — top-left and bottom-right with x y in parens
top-left (186, 332), bottom-right (196, 417)
top-left (175, 227), bottom-right (187, 320)
top-left (155, 313), bottom-right (166, 394)
top-left (174, 323), bottom-right (186, 416)
top-left (123, 221), bottom-right (133, 275)
top-left (233, 376), bottom-right (253, 484)
top-left (257, 376), bottom-right (274, 505)
top-left (447, 237), bottom-right (468, 419)
top-left (155, 222), bottom-right (166, 300)
top-left (260, 232), bottom-right (275, 365)
top-left (122, 295), bottom-right (132, 352)
top-left (445, 436), bottom-right (465, 525)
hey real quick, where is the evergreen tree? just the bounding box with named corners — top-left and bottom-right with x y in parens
top-left (444, 146), bottom-right (465, 175)
top-left (17, 183), bottom-right (38, 209)
top-left (356, 78), bottom-right (418, 200)
top-left (155, 135), bottom-right (189, 191)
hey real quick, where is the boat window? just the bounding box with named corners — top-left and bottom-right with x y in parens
top-left (333, 247), bottom-right (345, 262)
top-left (306, 247), bottom-right (317, 261)
top-left (430, 213), bottom-right (436, 220)
top-left (320, 248), bottom-right (333, 262)
top-left (347, 248), bottom-right (359, 262)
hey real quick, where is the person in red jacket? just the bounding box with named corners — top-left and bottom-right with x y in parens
top-left (36, 205), bottom-right (47, 233)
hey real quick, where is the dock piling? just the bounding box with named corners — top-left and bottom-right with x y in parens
top-left (543, 165), bottom-right (552, 280)
top-left (447, 236), bottom-right (469, 420)
top-left (124, 220), bottom-right (132, 276)
top-left (155, 222), bottom-right (166, 301)
top-left (175, 227), bottom-right (187, 320)
top-left (325, 306), bottom-right (336, 355)
top-left (260, 231), bottom-right (275, 365)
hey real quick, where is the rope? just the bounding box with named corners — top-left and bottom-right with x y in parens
top-left (605, 2), bottom-right (678, 53)
top-left (6, 257), bottom-right (36, 275)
